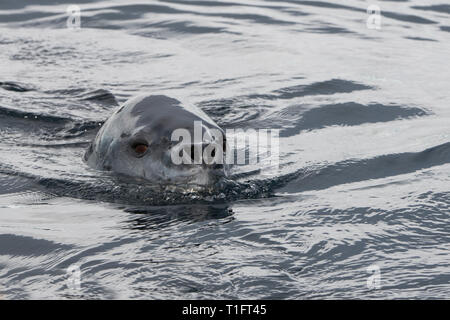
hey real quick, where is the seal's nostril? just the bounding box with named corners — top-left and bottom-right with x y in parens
top-left (190, 145), bottom-right (196, 162)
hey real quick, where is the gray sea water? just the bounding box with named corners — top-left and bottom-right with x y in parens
top-left (0, 0), bottom-right (449, 299)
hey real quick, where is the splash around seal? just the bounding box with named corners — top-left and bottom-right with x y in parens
top-left (84, 94), bottom-right (228, 187)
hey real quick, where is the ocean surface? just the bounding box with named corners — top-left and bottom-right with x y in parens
top-left (0, 0), bottom-right (449, 299)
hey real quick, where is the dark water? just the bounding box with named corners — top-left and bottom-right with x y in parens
top-left (0, 0), bottom-right (449, 299)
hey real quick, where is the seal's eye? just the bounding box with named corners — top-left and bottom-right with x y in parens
top-left (131, 142), bottom-right (148, 156)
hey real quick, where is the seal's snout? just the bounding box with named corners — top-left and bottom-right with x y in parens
top-left (171, 141), bottom-right (226, 168)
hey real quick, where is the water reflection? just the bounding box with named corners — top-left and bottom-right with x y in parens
top-left (123, 203), bottom-right (234, 231)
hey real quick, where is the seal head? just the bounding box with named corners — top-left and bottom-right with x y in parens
top-left (84, 95), bottom-right (227, 186)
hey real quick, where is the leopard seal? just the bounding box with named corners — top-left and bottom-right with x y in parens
top-left (84, 94), bottom-right (228, 186)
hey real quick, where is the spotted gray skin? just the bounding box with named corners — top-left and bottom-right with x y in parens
top-left (84, 95), bottom-right (227, 186)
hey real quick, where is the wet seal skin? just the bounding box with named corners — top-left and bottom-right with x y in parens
top-left (85, 94), bottom-right (228, 187)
